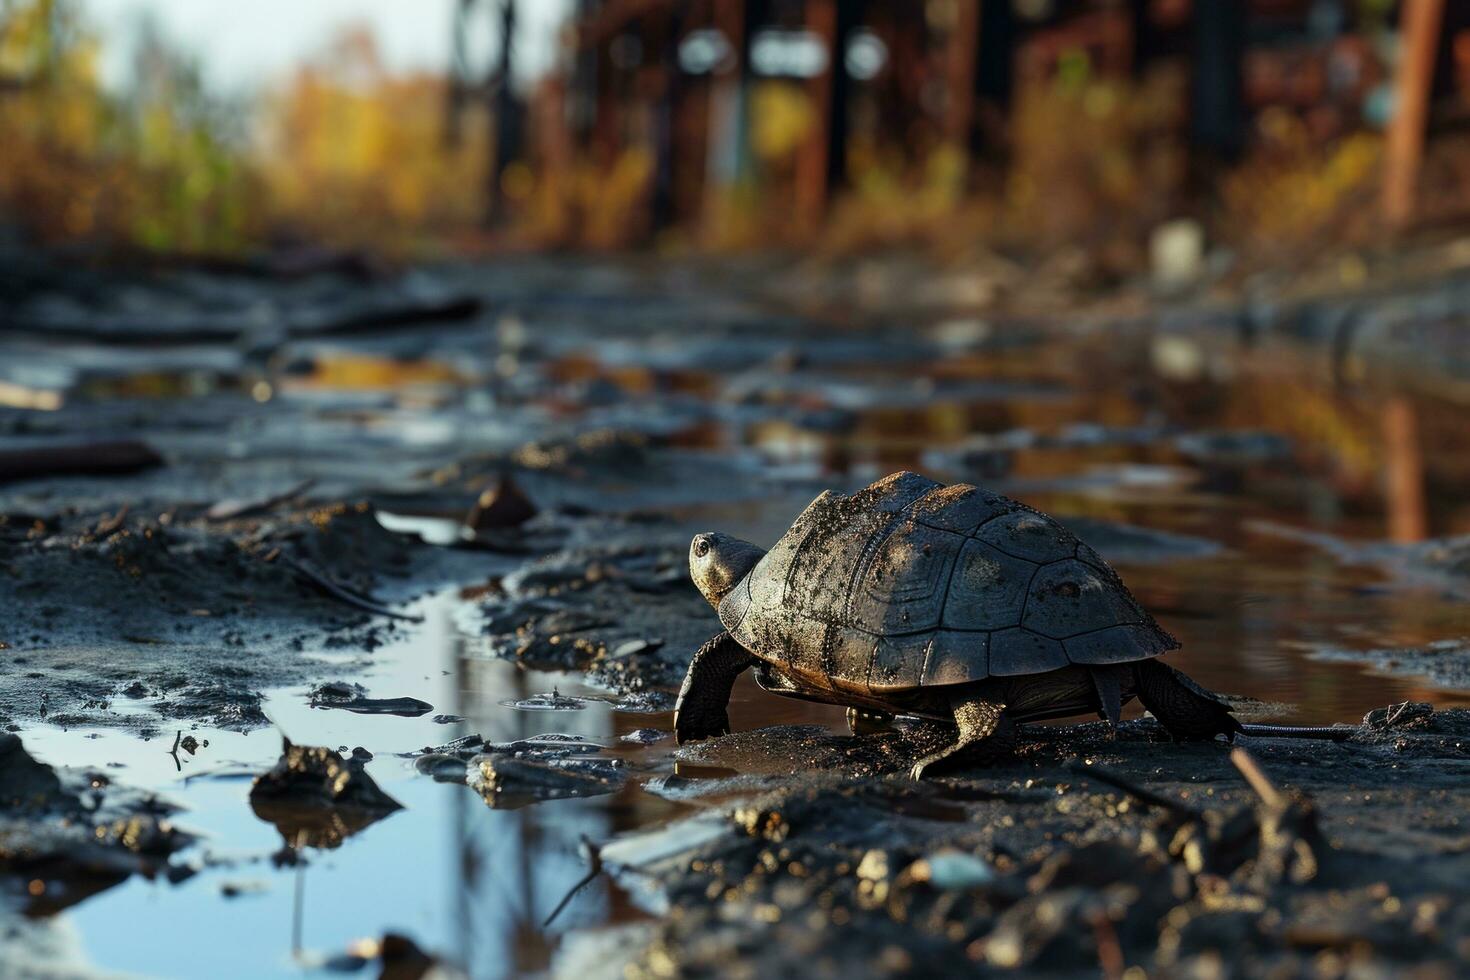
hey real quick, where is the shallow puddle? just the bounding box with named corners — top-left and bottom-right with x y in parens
top-left (11, 594), bottom-right (693, 979)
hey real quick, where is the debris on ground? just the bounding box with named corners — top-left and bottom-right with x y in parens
top-left (308, 682), bottom-right (433, 717)
top-left (0, 734), bottom-right (195, 914)
top-left (248, 740), bottom-right (402, 848)
top-left (599, 706), bottom-right (1470, 976)
top-left (466, 475), bottom-right (539, 531)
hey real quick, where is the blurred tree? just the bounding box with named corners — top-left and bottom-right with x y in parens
top-left (0, 0), bottom-right (258, 251)
top-left (258, 26), bottom-right (488, 250)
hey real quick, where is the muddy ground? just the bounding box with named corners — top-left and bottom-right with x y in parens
top-left (4, 251), bottom-right (1470, 977)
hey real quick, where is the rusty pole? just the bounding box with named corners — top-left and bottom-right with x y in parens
top-left (1382, 395), bottom-right (1428, 542)
top-left (1382, 0), bottom-right (1444, 229)
top-left (945, 0), bottom-right (979, 151)
top-left (795, 0), bottom-right (838, 234)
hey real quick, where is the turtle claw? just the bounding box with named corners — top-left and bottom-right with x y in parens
top-left (909, 746), bottom-right (959, 781)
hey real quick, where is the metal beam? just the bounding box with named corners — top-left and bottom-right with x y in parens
top-left (1382, 0), bottom-right (1444, 229)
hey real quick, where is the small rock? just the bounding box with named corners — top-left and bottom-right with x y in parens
top-left (0, 732), bottom-right (68, 810)
top-left (249, 740), bottom-right (402, 848)
top-left (467, 475), bottom-right (538, 531)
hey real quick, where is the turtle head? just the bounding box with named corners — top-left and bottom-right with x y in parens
top-left (689, 532), bottom-right (765, 608)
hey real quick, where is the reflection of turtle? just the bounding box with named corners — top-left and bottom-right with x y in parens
top-left (678, 472), bottom-right (1239, 778)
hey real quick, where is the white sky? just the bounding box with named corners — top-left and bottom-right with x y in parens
top-left (80, 0), bottom-right (572, 94)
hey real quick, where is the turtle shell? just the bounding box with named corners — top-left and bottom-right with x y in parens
top-left (718, 471), bottom-right (1178, 696)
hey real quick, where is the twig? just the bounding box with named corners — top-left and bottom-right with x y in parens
top-left (94, 505), bottom-right (130, 536)
top-left (208, 479), bottom-right (317, 521)
top-left (1068, 761), bottom-right (1200, 818)
top-left (0, 440), bottom-right (163, 484)
top-left (1229, 747), bottom-right (1284, 809)
top-left (276, 553), bottom-right (424, 622)
top-left (168, 729), bottom-right (183, 773)
top-left (1089, 908), bottom-right (1125, 980)
top-left (542, 835), bottom-right (603, 928)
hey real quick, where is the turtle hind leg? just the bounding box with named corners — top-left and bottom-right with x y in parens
top-left (846, 706), bottom-right (894, 736)
top-left (1134, 659), bottom-right (1241, 742)
top-left (674, 632), bottom-right (755, 745)
top-left (910, 697), bottom-right (1015, 780)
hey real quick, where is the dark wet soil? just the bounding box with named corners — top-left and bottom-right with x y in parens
top-left (4, 251), bottom-right (1470, 977)
top-left (597, 707), bottom-right (1470, 977)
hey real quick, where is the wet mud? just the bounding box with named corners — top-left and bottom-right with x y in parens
top-left (5, 252), bottom-right (1470, 976)
top-left (0, 500), bottom-right (482, 735)
top-left (605, 708), bottom-right (1470, 977)
top-left (0, 734), bottom-right (194, 918)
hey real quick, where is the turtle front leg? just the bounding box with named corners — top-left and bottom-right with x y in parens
top-left (910, 696), bottom-right (1016, 780)
top-left (674, 631), bottom-right (755, 745)
top-left (1134, 659), bottom-right (1241, 742)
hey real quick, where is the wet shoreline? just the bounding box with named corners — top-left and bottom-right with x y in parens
top-left (4, 254), bottom-right (1470, 976)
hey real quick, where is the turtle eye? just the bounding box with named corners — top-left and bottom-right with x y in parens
top-left (693, 536), bottom-right (711, 558)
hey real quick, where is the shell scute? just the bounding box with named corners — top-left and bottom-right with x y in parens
top-left (868, 633), bottom-right (930, 693)
top-left (988, 627), bottom-right (1068, 675)
top-left (1063, 624), bottom-right (1178, 665)
top-left (1022, 558), bottom-right (1145, 639)
top-left (848, 519), bottom-right (963, 634)
top-left (828, 626), bottom-right (880, 692)
top-left (940, 539), bottom-right (1035, 631)
top-left (975, 509), bottom-right (1078, 563)
top-left (922, 630), bottom-right (990, 686)
top-left (910, 483), bottom-right (1016, 535)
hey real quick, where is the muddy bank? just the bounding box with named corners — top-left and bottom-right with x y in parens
top-left (6, 251), bottom-right (1470, 976)
top-left (595, 707), bottom-right (1470, 977)
top-left (0, 500), bottom-right (490, 735)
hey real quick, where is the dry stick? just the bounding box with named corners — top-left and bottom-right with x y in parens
top-left (1089, 908), bottom-right (1125, 980)
top-left (207, 478), bottom-right (318, 521)
top-left (94, 505), bottom-right (130, 537)
top-left (276, 553), bottom-right (424, 623)
top-left (1229, 747), bottom-right (1284, 810)
top-left (0, 440), bottom-right (164, 483)
top-left (1068, 761), bottom-right (1200, 818)
top-left (542, 835), bottom-right (604, 928)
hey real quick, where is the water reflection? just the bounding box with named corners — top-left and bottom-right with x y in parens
top-left (7, 597), bottom-right (661, 979)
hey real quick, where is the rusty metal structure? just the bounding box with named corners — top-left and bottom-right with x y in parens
top-left (447, 0), bottom-right (526, 226)
top-left (453, 1), bottom-right (1470, 237)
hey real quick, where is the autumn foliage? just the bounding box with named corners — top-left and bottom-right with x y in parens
top-left (0, 0), bottom-right (488, 255)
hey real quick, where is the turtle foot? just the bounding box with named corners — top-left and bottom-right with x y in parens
top-left (673, 709), bottom-right (731, 746)
top-left (1135, 659), bottom-right (1241, 742)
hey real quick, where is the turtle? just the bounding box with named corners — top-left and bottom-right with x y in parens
top-left (675, 471), bottom-right (1241, 779)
